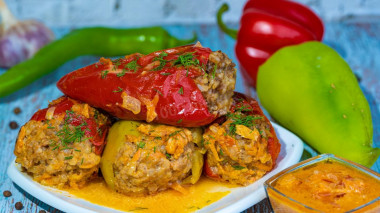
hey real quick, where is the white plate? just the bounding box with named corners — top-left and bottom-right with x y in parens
top-left (7, 122), bottom-right (303, 213)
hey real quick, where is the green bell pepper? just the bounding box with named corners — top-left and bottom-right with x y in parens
top-left (257, 41), bottom-right (380, 167)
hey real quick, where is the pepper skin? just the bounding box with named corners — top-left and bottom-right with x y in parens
top-left (0, 27), bottom-right (196, 97)
top-left (217, 0), bottom-right (324, 87)
top-left (257, 42), bottom-right (380, 167)
top-left (58, 44), bottom-right (217, 127)
top-left (30, 96), bottom-right (111, 155)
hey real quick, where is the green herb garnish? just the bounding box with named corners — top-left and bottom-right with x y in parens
top-left (112, 87), bottom-right (123, 93)
top-left (212, 64), bottom-right (217, 79)
top-left (153, 89), bottom-right (163, 96)
top-left (65, 156), bottom-right (73, 160)
top-left (153, 52), bottom-right (168, 71)
top-left (165, 153), bottom-right (172, 159)
top-left (126, 60), bottom-right (139, 72)
top-left (101, 70), bottom-right (109, 79)
top-left (227, 112), bottom-right (263, 135)
top-left (137, 142), bottom-right (146, 149)
top-left (232, 165), bottom-right (245, 170)
top-left (160, 72), bottom-right (171, 76)
top-left (178, 87), bottom-right (183, 95)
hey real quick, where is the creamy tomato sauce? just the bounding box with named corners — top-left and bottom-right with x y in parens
top-left (65, 177), bottom-right (233, 212)
top-left (271, 160), bottom-right (380, 212)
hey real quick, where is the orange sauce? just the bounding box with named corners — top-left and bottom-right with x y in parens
top-left (65, 177), bottom-right (233, 212)
top-left (269, 160), bottom-right (380, 213)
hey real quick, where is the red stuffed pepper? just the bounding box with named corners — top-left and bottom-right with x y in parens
top-left (57, 43), bottom-right (236, 127)
top-left (203, 92), bottom-right (281, 185)
top-left (14, 96), bottom-right (111, 188)
top-left (217, 0), bottom-right (324, 88)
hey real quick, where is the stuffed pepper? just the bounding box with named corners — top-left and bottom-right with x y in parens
top-left (100, 120), bottom-right (204, 195)
top-left (57, 43), bottom-right (236, 127)
top-left (14, 97), bottom-right (111, 188)
top-left (203, 92), bottom-right (281, 185)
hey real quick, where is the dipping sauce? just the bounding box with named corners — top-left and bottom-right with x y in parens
top-left (265, 155), bottom-right (380, 213)
top-left (65, 177), bottom-right (232, 212)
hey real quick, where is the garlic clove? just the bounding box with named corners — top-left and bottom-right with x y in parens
top-left (0, 0), bottom-right (54, 68)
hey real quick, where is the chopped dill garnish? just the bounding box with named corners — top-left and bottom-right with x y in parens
top-left (64, 156), bottom-right (73, 160)
top-left (101, 70), bottom-right (109, 79)
top-left (232, 165), bottom-right (245, 170)
top-left (55, 110), bottom-right (88, 150)
top-left (173, 52), bottom-right (200, 67)
top-left (227, 112), bottom-right (263, 135)
top-left (152, 52), bottom-right (168, 71)
top-left (112, 86), bottom-right (123, 93)
top-left (219, 149), bottom-right (224, 156)
top-left (160, 72), bottom-right (171, 76)
top-left (74, 149), bottom-right (81, 152)
top-left (177, 119), bottom-right (183, 124)
top-left (81, 158), bottom-right (84, 165)
top-left (165, 153), bottom-right (172, 160)
top-left (212, 64), bottom-right (217, 79)
top-left (125, 59), bottom-right (139, 72)
top-left (178, 87), bottom-right (183, 95)
top-left (235, 105), bottom-right (253, 112)
top-left (137, 142), bottom-right (146, 149)
top-left (169, 130), bottom-right (181, 137)
top-left (153, 89), bottom-right (163, 96)
top-left (153, 146), bottom-right (157, 153)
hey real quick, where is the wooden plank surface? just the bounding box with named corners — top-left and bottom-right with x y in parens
top-left (0, 21), bottom-right (379, 212)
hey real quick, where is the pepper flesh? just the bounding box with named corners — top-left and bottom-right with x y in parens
top-left (0, 27), bottom-right (196, 97)
top-left (217, 0), bottom-right (323, 87)
top-left (30, 96), bottom-right (110, 155)
top-left (257, 42), bottom-right (380, 167)
top-left (57, 44), bottom-right (217, 127)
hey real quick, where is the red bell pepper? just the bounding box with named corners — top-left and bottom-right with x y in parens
top-left (57, 44), bottom-right (218, 127)
top-left (31, 97), bottom-right (110, 155)
top-left (217, 0), bottom-right (324, 88)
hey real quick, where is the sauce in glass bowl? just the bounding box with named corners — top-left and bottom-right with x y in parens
top-left (265, 154), bottom-right (380, 213)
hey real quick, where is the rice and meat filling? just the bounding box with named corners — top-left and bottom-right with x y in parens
top-left (14, 97), bottom-right (110, 188)
top-left (112, 124), bottom-right (196, 195)
top-left (195, 50), bottom-right (236, 116)
top-left (203, 104), bottom-right (274, 186)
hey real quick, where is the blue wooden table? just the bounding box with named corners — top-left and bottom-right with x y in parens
top-left (0, 21), bottom-right (379, 212)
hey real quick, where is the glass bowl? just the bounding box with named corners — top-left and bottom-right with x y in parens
top-left (264, 154), bottom-right (380, 213)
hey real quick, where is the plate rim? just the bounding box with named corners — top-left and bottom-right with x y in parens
top-left (7, 122), bottom-right (304, 213)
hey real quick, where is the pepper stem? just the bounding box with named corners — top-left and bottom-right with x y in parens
top-left (0, 0), bottom-right (18, 33)
top-left (217, 3), bottom-right (238, 40)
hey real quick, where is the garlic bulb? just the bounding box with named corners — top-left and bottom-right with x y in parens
top-left (0, 0), bottom-right (54, 68)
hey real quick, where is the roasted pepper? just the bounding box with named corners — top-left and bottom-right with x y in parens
top-left (0, 27), bottom-right (196, 97)
top-left (257, 42), bottom-right (380, 167)
top-left (57, 43), bottom-right (236, 127)
top-left (217, 0), bottom-right (324, 87)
